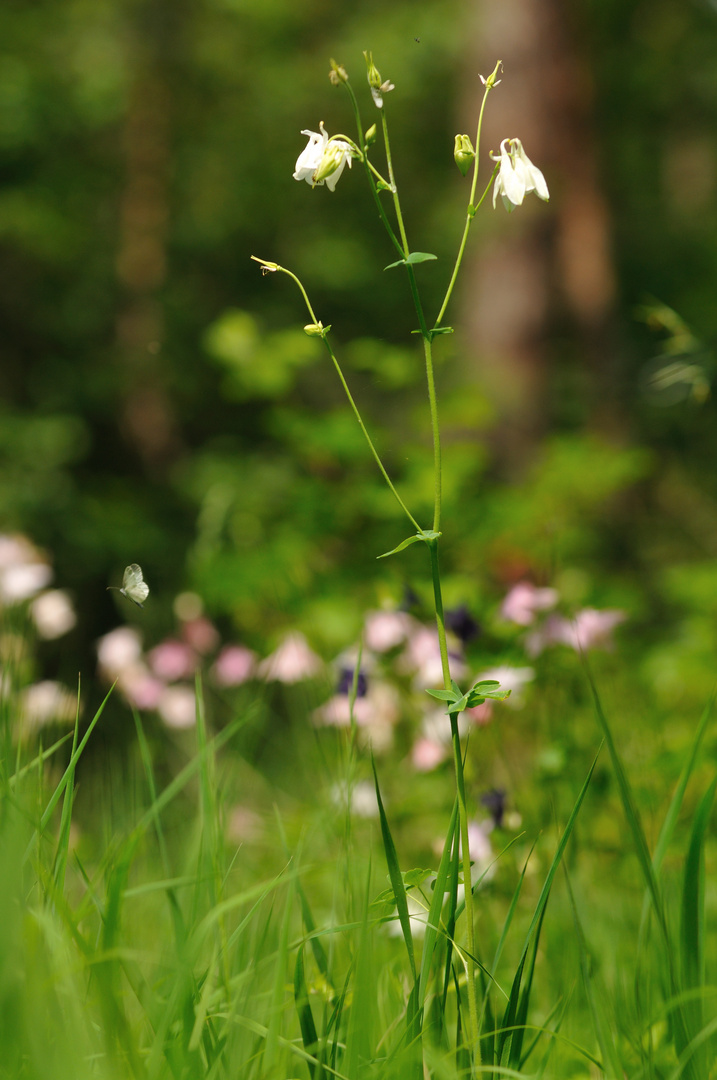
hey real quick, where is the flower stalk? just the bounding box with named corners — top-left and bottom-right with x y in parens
top-left (256, 55), bottom-right (549, 1071)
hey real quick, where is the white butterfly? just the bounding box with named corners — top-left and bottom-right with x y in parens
top-left (108, 564), bottom-right (150, 608)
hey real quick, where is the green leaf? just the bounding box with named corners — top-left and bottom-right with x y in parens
top-left (405, 251), bottom-right (437, 264)
top-left (425, 688), bottom-right (458, 704)
top-left (384, 251), bottom-right (437, 271)
top-left (403, 868), bottom-right (434, 888)
top-left (377, 534), bottom-right (422, 558)
top-left (430, 325), bottom-right (454, 336)
top-left (377, 529), bottom-right (441, 559)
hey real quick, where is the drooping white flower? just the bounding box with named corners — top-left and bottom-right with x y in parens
top-left (293, 122), bottom-right (352, 192)
top-left (491, 138), bottom-right (549, 212)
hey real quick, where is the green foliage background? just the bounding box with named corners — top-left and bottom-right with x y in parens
top-left (2, 0), bottom-right (717, 711)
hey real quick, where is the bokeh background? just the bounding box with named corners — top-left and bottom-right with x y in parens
top-left (3, 0), bottom-right (717, 755)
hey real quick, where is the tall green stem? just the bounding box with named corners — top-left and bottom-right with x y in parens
top-left (434, 62), bottom-right (501, 329)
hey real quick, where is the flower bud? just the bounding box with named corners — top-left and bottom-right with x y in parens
top-left (304, 322), bottom-right (328, 337)
top-left (363, 50), bottom-right (382, 89)
top-left (364, 124), bottom-right (377, 147)
top-left (329, 58), bottom-right (349, 85)
top-left (454, 134), bottom-right (475, 177)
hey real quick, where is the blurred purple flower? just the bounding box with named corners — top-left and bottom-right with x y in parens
top-left (337, 666), bottom-right (368, 697)
top-left (445, 604), bottom-right (481, 644)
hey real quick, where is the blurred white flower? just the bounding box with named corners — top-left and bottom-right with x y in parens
top-left (501, 582), bottom-right (558, 626)
top-left (331, 779), bottom-right (379, 818)
top-left (387, 891), bottom-right (429, 939)
top-left (258, 632), bottom-right (323, 683)
top-left (491, 138), bottom-right (549, 212)
top-left (0, 562), bottom-right (53, 604)
top-left (22, 680), bottom-right (76, 731)
top-left (31, 590), bottom-right (76, 639)
top-left (471, 665), bottom-right (535, 709)
top-left (97, 626), bottom-right (143, 677)
top-left (157, 685), bottom-right (197, 729)
top-left (293, 122), bottom-right (353, 191)
top-left (212, 644), bottom-right (256, 687)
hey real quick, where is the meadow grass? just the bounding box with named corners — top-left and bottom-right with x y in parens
top-left (1, 670), bottom-right (715, 1079)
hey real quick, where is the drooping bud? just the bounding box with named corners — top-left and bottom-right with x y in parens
top-left (363, 50), bottom-right (382, 90)
top-left (453, 134), bottom-right (475, 177)
top-left (329, 58), bottom-right (349, 85)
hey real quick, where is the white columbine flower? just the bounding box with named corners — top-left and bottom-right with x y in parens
top-left (293, 122), bottom-right (352, 192)
top-left (491, 138), bottom-right (549, 212)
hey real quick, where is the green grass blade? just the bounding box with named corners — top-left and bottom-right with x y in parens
top-left (371, 755), bottom-right (416, 981)
top-left (653, 694), bottom-right (714, 875)
top-left (294, 944), bottom-right (320, 1079)
top-left (680, 776), bottom-right (716, 1076)
top-left (564, 864), bottom-right (623, 1079)
top-left (419, 796), bottom-right (459, 1010)
top-left (589, 678), bottom-right (668, 938)
top-left (498, 749), bottom-right (599, 1065)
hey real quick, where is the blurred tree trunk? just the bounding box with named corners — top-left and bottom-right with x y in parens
top-left (458, 0), bottom-right (618, 469)
top-left (115, 1), bottom-right (183, 473)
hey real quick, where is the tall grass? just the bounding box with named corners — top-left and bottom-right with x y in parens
top-left (1, 671), bottom-right (715, 1078)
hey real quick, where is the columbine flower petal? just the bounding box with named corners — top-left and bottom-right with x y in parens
top-left (491, 137), bottom-right (549, 212)
top-left (293, 122), bottom-right (352, 191)
top-left (293, 123), bottom-right (329, 186)
top-left (514, 139), bottom-right (549, 201)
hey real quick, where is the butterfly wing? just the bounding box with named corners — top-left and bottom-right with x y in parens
top-left (121, 563), bottom-right (150, 607)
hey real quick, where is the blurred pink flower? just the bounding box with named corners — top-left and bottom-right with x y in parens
top-left (501, 582), bottom-right (558, 626)
top-left (157, 685), bottom-right (197, 729)
top-left (226, 805), bottom-right (263, 844)
top-left (314, 682), bottom-right (399, 746)
top-left (31, 589), bottom-right (76, 639)
top-left (148, 639), bottom-right (196, 681)
top-left (97, 626), bottom-right (143, 676)
top-left (467, 701), bottom-right (494, 725)
top-left (364, 610), bottom-right (414, 652)
top-left (22, 680), bottom-right (77, 730)
top-left (212, 644), bottom-right (256, 687)
top-left (258, 632), bottom-right (323, 683)
top-left (563, 608), bottom-right (627, 651)
top-left (399, 624), bottom-right (468, 690)
top-left (412, 738), bottom-right (448, 772)
top-left (119, 665), bottom-right (165, 709)
top-left (526, 609), bottom-right (626, 655)
top-left (182, 616), bottom-right (220, 654)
